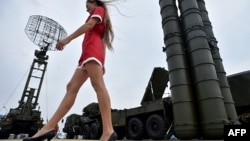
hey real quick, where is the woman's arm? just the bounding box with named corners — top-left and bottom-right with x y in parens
top-left (56, 17), bottom-right (99, 50)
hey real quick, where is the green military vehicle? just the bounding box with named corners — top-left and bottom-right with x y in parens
top-left (227, 70), bottom-right (250, 125)
top-left (0, 58), bottom-right (46, 139)
top-left (62, 67), bottom-right (250, 140)
top-left (63, 67), bottom-right (173, 140)
top-left (63, 0), bottom-right (250, 139)
top-left (0, 15), bottom-right (67, 139)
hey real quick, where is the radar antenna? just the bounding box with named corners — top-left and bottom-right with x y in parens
top-left (25, 15), bottom-right (67, 60)
top-left (0, 15), bottom-right (67, 138)
top-left (18, 15), bottom-right (67, 114)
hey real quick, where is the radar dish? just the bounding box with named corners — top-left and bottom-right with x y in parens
top-left (25, 15), bottom-right (67, 51)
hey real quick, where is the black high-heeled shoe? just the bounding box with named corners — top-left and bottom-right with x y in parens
top-left (107, 132), bottom-right (117, 141)
top-left (23, 130), bottom-right (56, 141)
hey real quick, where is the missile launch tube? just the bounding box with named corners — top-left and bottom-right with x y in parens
top-left (159, 0), bottom-right (199, 139)
top-left (178, 0), bottom-right (229, 139)
top-left (197, 0), bottom-right (239, 124)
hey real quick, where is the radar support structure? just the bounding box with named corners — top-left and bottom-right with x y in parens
top-left (0, 15), bottom-right (67, 139)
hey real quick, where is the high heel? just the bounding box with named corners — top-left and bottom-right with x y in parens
top-left (23, 130), bottom-right (56, 141)
top-left (107, 132), bottom-right (117, 141)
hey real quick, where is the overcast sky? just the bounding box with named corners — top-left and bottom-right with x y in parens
top-left (0, 0), bottom-right (250, 131)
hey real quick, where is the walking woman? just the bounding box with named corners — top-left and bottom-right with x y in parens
top-left (23, 0), bottom-right (117, 141)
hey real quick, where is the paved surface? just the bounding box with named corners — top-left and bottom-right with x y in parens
top-left (1, 140), bottom-right (97, 141)
top-left (0, 139), bottom-right (223, 141)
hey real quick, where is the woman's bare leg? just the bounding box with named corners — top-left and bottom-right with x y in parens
top-left (32, 69), bottom-right (88, 137)
top-left (85, 61), bottom-right (114, 141)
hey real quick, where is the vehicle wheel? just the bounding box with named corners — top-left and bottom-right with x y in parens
top-left (90, 122), bottom-right (101, 139)
top-left (82, 124), bottom-right (90, 139)
top-left (127, 117), bottom-right (145, 139)
top-left (146, 114), bottom-right (167, 140)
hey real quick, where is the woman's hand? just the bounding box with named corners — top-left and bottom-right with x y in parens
top-left (56, 37), bottom-right (71, 51)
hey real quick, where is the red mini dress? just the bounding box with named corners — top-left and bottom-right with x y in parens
top-left (77, 6), bottom-right (106, 71)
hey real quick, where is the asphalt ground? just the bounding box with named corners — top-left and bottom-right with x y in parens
top-left (0, 139), bottom-right (223, 141)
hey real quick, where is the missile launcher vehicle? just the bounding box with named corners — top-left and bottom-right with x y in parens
top-left (62, 0), bottom-right (250, 140)
top-left (63, 67), bottom-right (173, 140)
top-left (62, 67), bottom-right (250, 140)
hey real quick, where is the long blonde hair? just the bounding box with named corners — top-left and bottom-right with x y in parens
top-left (95, 0), bottom-right (114, 50)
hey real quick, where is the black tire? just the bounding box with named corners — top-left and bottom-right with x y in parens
top-left (82, 124), bottom-right (90, 139)
top-left (127, 117), bottom-right (145, 139)
top-left (90, 122), bottom-right (101, 139)
top-left (146, 114), bottom-right (167, 140)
